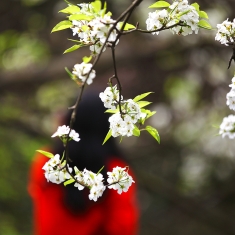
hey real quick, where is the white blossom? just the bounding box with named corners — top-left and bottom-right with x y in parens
top-left (229, 76), bottom-right (235, 90)
top-left (100, 86), bottom-right (148, 138)
top-left (146, 10), bottom-right (169, 35)
top-left (42, 154), bottom-right (72, 184)
top-left (51, 125), bottom-right (70, 137)
top-left (107, 166), bottom-right (134, 194)
top-left (219, 115), bottom-right (235, 139)
top-left (73, 62), bottom-right (96, 85)
top-left (51, 125), bottom-right (80, 142)
top-left (70, 4), bottom-right (118, 56)
top-left (146, 0), bottom-right (200, 36)
top-left (74, 168), bottom-right (106, 201)
top-left (226, 89), bottom-right (235, 110)
top-left (69, 130), bottom-right (80, 142)
top-left (99, 85), bottom-right (121, 109)
top-left (169, 2), bottom-right (199, 36)
top-left (215, 19), bottom-right (235, 46)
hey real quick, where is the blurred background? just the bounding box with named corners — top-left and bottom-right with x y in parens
top-left (1, 0), bottom-right (235, 234)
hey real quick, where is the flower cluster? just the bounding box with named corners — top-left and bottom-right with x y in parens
top-left (72, 62), bottom-right (96, 85)
top-left (71, 4), bottom-right (119, 56)
top-left (42, 154), bottom-right (72, 184)
top-left (146, 0), bottom-right (199, 36)
top-left (100, 86), bottom-right (147, 138)
top-left (107, 166), bottom-right (134, 194)
top-left (219, 76), bottom-right (235, 139)
top-left (226, 76), bottom-right (235, 111)
top-left (215, 18), bottom-right (235, 46)
top-left (74, 167), bottom-right (106, 201)
top-left (146, 10), bottom-right (169, 35)
top-left (41, 152), bottom-right (134, 201)
top-left (219, 115), bottom-right (235, 139)
top-left (51, 125), bottom-right (80, 142)
top-left (99, 85), bottom-right (122, 109)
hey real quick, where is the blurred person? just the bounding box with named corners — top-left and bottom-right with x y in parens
top-left (28, 91), bottom-right (139, 235)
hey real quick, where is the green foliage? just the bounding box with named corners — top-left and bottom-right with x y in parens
top-left (198, 19), bottom-right (212, 29)
top-left (191, 2), bottom-right (200, 11)
top-left (83, 56), bottom-right (92, 63)
top-left (97, 165), bottom-right (104, 175)
top-left (91, 0), bottom-right (102, 13)
top-left (137, 101), bottom-right (152, 108)
top-left (133, 125), bottom-right (140, 136)
top-left (59, 5), bottom-right (81, 14)
top-left (133, 92), bottom-right (153, 102)
top-left (148, 1), bottom-right (171, 8)
top-left (51, 20), bottom-right (72, 32)
top-left (199, 10), bottom-right (208, 19)
top-left (105, 109), bottom-right (119, 114)
top-left (65, 67), bottom-right (74, 79)
top-left (36, 150), bottom-right (54, 158)
top-left (119, 22), bottom-right (136, 30)
top-left (103, 129), bottom-right (112, 145)
top-left (146, 126), bottom-right (160, 143)
top-left (68, 14), bottom-right (94, 21)
top-left (63, 45), bottom-right (81, 54)
top-left (64, 178), bottom-right (75, 186)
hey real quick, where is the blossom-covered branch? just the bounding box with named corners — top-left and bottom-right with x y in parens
top-left (37, 0), bottom-right (212, 202)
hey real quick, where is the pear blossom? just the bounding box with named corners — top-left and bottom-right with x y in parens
top-left (74, 168), bottom-right (106, 201)
top-left (146, 10), bottom-right (169, 35)
top-left (99, 85), bottom-right (121, 109)
top-left (229, 76), bottom-right (235, 90)
top-left (219, 115), bottom-right (235, 139)
top-left (215, 18), bottom-right (235, 46)
top-left (226, 89), bottom-right (235, 110)
top-left (42, 154), bottom-right (72, 184)
top-left (73, 62), bottom-right (96, 85)
top-left (146, 0), bottom-right (200, 36)
top-left (70, 3), bottom-right (119, 56)
top-left (100, 86), bottom-right (149, 137)
top-left (107, 166), bottom-right (134, 194)
top-left (51, 125), bottom-right (80, 142)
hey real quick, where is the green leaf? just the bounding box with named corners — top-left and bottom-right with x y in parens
top-left (65, 67), bottom-right (74, 79)
top-left (146, 126), bottom-right (160, 143)
top-left (81, 25), bottom-right (89, 32)
top-left (146, 111), bottom-right (156, 119)
top-left (64, 0), bottom-right (75, 6)
top-left (139, 109), bottom-right (156, 124)
top-left (119, 22), bottom-right (136, 31)
top-left (106, 11), bottom-right (112, 16)
top-left (178, 9), bottom-right (191, 18)
top-left (64, 178), bottom-right (75, 186)
top-left (91, 0), bottom-right (102, 12)
top-left (82, 56), bottom-right (92, 63)
top-left (36, 150), bottom-right (54, 158)
top-left (59, 5), bottom-right (81, 14)
top-left (69, 14), bottom-right (94, 21)
top-left (148, 1), bottom-right (170, 8)
top-left (105, 109), bottom-right (118, 114)
top-left (198, 19), bottom-right (212, 29)
top-left (191, 2), bottom-right (199, 11)
top-left (103, 129), bottom-right (112, 145)
top-left (199, 10), bottom-right (208, 19)
top-left (137, 101), bottom-right (152, 108)
top-left (133, 125), bottom-right (140, 137)
top-left (97, 165), bottom-right (104, 175)
top-left (51, 20), bottom-right (72, 32)
top-left (67, 38), bottom-right (82, 43)
top-left (133, 92), bottom-right (153, 102)
top-left (63, 44), bottom-right (81, 54)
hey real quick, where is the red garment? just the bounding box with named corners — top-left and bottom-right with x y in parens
top-left (28, 152), bottom-right (139, 235)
